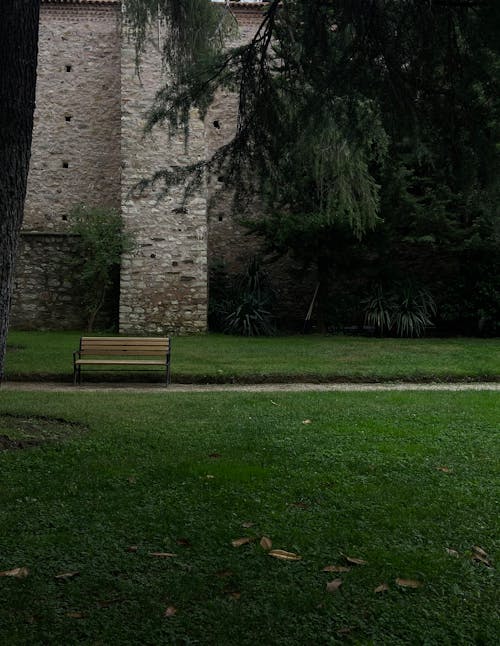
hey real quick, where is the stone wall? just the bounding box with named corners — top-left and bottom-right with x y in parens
top-left (119, 19), bottom-right (208, 335)
top-left (12, 1), bottom-right (122, 330)
top-left (12, 1), bottom-right (311, 334)
top-left (10, 233), bottom-right (85, 330)
top-left (23, 1), bottom-right (121, 230)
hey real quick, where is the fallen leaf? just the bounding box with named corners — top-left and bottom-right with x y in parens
top-left (127, 476), bottom-right (137, 484)
top-left (126, 545), bottom-right (138, 553)
top-left (302, 419), bottom-right (312, 425)
top-left (231, 537), bottom-right (254, 548)
top-left (54, 571), bottom-right (80, 581)
top-left (472, 545), bottom-right (488, 558)
top-left (268, 549), bottom-right (301, 561)
top-left (337, 626), bottom-right (353, 636)
top-left (344, 555), bottom-right (368, 566)
top-left (374, 583), bottom-right (389, 593)
top-left (209, 453), bottom-right (221, 458)
top-left (445, 548), bottom-right (459, 558)
top-left (260, 536), bottom-right (272, 551)
top-left (326, 578), bottom-right (343, 593)
top-left (206, 475), bottom-right (215, 479)
top-left (148, 552), bottom-right (177, 558)
top-left (241, 521), bottom-right (254, 528)
top-left (436, 466), bottom-right (453, 473)
top-left (0, 567), bottom-right (29, 578)
top-left (271, 401), bottom-right (278, 406)
top-left (227, 591), bottom-right (241, 600)
top-left (471, 545), bottom-right (492, 567)
top-left (322, 565), bottom-right (350, 573)
top-left (395, 578), bottom-right (423, 588)
top-left (66, 612), bottom-right (85, 619)
top-left (164, 606), bottom-right (177, 618)
top-left (176, 538), bottom-right (191, 547)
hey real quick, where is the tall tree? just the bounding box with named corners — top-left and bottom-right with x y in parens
top-left (133, 0), bottom-right (499, 329)
top-left (0, 0), bottom-right (40, 382)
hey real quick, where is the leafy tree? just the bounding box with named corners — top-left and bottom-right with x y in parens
top-left (69, 206), bottom-right (135, 332)
top-left (0, 1), bottom-right (40, 383)
top-left (129, 0), bottom-right (500, 332)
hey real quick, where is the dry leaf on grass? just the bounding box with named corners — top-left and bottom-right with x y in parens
top-left (396, 578), bottom-right (423, 588)
top-left (445, 548), bottom-right (459, 558)
top-left (149, 552), bottom-right (177, 558)
top-left (260, 536), bottom-right (273, 551)
top-left (176, 538), bottom-right (192, 547)
top-left (471, 546), bottom-right (492, 567)
top-left (302, 419), bottom-right (312, 425)
top-left (126, 545), bottom-right (138, 553)
top-left (322, 565), bottom-right (350, 573)
top-left (374, 583), bottom-right (389, 593)
top-left (206, 475), bottom-right (215, 479)
top-left (343, 555), bottom-right (368, 566)
top-left (54, 571), bottom-right (80, 581)
top-left (209, 453), bottom-right (221, 458)
top-left (164, 606), bottom-right (177, 618)
top-left (241, 521), bottom-right (254, 528)
top-left (337, 626), bottom-right (353, 636)
top-left (326, 579), bottom-right (343, 593)
top-left (436, 466), bottom-right (453, 473)
top-left (231, 537), bottom-right (254, 548)
top-left (472, 545), bottom-right (488, 558)
top-left (0, 567), bottom-right (29, 578)
top-left (268, 549), bottom-right (301, 561)
top-left (227, 591), bottom-right (241, 600)
top-left (66, 612), bottom-right (85, 619)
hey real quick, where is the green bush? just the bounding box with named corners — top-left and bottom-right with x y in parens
top-left (209, 257), bottom-right (276, 336)
top-left (69, 206), bottom-right (134, 331)
top-left (363, 283), bottom-right (436, 337)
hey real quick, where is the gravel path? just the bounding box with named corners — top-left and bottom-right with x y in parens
top-left (1, 381), bottom-right (499, 393)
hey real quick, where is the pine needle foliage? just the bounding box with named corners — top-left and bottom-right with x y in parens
top-left (126, 0), bottom-right (500, 328)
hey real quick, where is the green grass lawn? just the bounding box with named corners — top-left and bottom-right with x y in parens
top-left (5, 330), bottom-right (500, 381)
top-left (0, 390), bottom-right (498, 644)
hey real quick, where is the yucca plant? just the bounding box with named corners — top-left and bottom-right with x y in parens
top-left (363, 285), bottom-right (393, 335)
top-left (392, 286), bottom-right (436, 338)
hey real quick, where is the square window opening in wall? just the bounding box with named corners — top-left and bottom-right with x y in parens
top-left (65, 65), bottom-right (72, 72)
top-left (61, 215), bottom-right (68, 221)
top-left (65, 115), bottom-right (72, 122)
top-left (218, 215), bottom-right (223, 222)
top-left (62, 161), bottom-right (69, 169)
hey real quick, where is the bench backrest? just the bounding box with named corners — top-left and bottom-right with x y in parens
top-left (79, 337), bottom-right (170, 357)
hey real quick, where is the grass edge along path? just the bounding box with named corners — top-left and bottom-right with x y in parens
top-left (0, 389), bottom-right (498, 645)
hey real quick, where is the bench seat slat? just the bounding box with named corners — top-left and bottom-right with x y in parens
top-left (75, 359), bottom-right (166, 366)
top-left (80, 348), bottom-right (167, 357)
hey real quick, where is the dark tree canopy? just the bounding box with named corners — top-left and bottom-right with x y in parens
top-left (129, 0), bottom-right (500, 331)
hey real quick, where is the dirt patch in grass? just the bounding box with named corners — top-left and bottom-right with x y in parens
top-left (0, 414), bottom-right (87, 451)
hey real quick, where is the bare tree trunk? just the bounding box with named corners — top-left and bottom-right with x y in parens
top-left (0, 1), bottom-right (40, 383)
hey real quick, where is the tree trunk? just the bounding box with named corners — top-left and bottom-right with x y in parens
top-left (0, 1), bottom-right (40, 383)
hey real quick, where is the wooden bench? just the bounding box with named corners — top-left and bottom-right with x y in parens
top-left (73, 337), bottom-right (171, 385)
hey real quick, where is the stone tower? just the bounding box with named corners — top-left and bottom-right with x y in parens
top-left (12, 0), bottom-right (266, 333)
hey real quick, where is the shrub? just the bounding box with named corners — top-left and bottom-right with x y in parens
top-left (209, 256), bottom-right (276, 336)
top-left (69, 206), bottom-right (134, 331)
